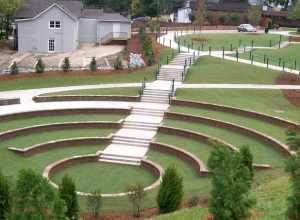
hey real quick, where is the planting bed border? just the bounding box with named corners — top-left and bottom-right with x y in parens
top-left (33, 95), bottom-right (139, 103)
top-left (43, 152), bottom-right (164, 197)
top-left (0, 98), bottom-right (20, 106)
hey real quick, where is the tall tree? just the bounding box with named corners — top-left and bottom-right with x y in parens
top-left (0, 169), bottom-right (11, 219)
top-left (247, 5), bottom-right (261, 26)
top-left (195, 0), bottom-right (206, 37)
top-left (290, 0), bottom-right (300, 20)
top-left (132, 0), bottom-right (145, 17)
top-left (140, 0), bottom-right (165, 19)
top-left (165, 0), bottom-right (186, 13)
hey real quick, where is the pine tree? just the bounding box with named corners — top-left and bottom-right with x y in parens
top-left (0, 169), bottom-right (11, 219)
top-left (59, 174), bottom-right (79, 220)
top-left (113, 56), bottom-right (123, 70)
top-left (35, 57), bottom-right (45, 74)
top-left (89, 56), bottom-right (97, 71)
top-left (208, 141), bottom-right (256, 220)
top-left (147, 50), bottom-right (155, 66)
top-left (156, 164), bottom-right (184, 214)
top-left (61, 57), bottom-right (71, 72)
top-left (285, 127), bottom-right (300, 220)
top-left (10, 61), bottom-right (19, 75)
top-left (240, 145), bottom-right (254, 181)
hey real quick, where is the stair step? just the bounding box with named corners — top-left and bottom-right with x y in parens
top-left (123, 121), bottom-right (158, 128)
top-left (141, 99), bottom-right (169, 104)
top-left (99, 159), bottom-right (140, 166)
top-left (133, 107), bottom-right (165, 112)
top-left (113, 137), bottom-right (150, 144)
top-left (141, 97), bottom-right (169, 101)
top-left (101, 152), bottom-right (142, 159)
top-left (131, 111), bottom-right (165, 116)
top-left (112, 139), bottom-right (150, 146)
top-left (114, 134), bottom-right (152, 141)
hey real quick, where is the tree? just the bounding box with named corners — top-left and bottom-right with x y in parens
top-left (89, 56), bottom-right (97, 71)
top-left (207, 141), bottom-right (256, 220)
top-left (188, 11), bottom-right (197, 24)
top-left (148, 20), bottom-right (156, 33)
top-left (218, 14), bottom-right (227, 25)
top-left (291, 0), bottom-right (300, 20)
top-left (59, 174), bottom-right (79, 220)
top-left (6, 168), bottom-right (68, 220)
top-left (231, 14), bottom-right (240, 25)
top-left (61, 57), bottom-right (71, 72)
top-left (131, 0), bottom-right (144, 17)
top-left (195, 0), bottom-right (206, 35)
top-left (113, 56), bottom-right (123, 69)
top-left (156, 164), bottom-right (184, 214)
top-left (10, 61), bottom-right (19, 75)
top-left (240, 145), bottom-right (254, 181)
top-left (247, 5), bottom-right (261, 26)
top-left (165, 0), bottom-right (186, 13)
top-left (284, 127), bottom-right (300, 219)
top-left (205, 11), bottom-right (213, 25)
top-left (0, 170), bottom-right (11, 219)
top-left (35, 57), bottom-right (45, 74)
top-left (86, 190), bottom-right (102, 220)
top-left (147, 50), bottom-right (155, 66)
top-left (126, 182), bottom-right (147, 218)
top-left (139, 0), bottom-right (165, 19)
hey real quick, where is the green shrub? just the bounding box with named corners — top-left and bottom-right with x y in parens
top-left (155, 23), bottom-right (161, 34)
top-left (10, 61), bottom-right (19, 75)
top-left (147, 50), bottom-right (155, 66)
top-left (126, 182), bottom-right (147, 218)
top-left (86, 190), bottom-right (102, 219)
top-left (241, 145), bottom-right (254, 181)
top-left (156, 164), bottom-right (184, 214)
top-left (139, 25), bottom-right (147, 42)
top-left (35, 57), bottom-right (45, 74)
top-left (205, 11), bottom-right (213, 24)
top-left (113, 56), bottom-right (123, 70)
top-left (218, 14), bottom-right (227, 25)
top-left (143, 37), bottom-right (152, 52)
top-left (61, 57), bottom-right (71, 72)
top-left (208, 141), bottom-right (256, 220)
top-left (59, 174), bottom-right (79, 220)
top-left (268, 19), bottom-right (275, 29)
top-left (89, 56), bottom-right (97, 71)
top-left (0, 170), bottom-right (11, 219)
top-left (188, 195), bottom-right (200, 207)
top-left (231, 14), bottom-right (240, 25)
top-left (148, 20), bottom-right (156, 33)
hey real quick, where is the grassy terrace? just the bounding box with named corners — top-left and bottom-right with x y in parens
top-left (178, 33), bottom-right (287, 51)
top-left (174, 88), bottom-right (300, 122)
top-left (40, 87), bottom-right (140, 96)
top-left (184, 56), bottom-right (279, 84)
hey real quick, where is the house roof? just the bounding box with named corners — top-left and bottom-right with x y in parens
top-left (81, 9), bottom-right (131, 22)
top-left (261, 10), bottom-right (291, 17)
top-left (181, 1), bottom-right (252, 12)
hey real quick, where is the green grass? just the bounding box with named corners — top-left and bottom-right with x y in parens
top-left (0, 129), bottom-right (117, 149)
top-left (175, 88), bottom-right (300, 122)
top-left (40, 87), bottom-right (140, 96)
top-left (0, 48), bottom-right (174, 92)
top-left (179, 33), bottom-right (286, 51)
top-left (51, 162), bottom-right (157, 194)
top-left (184, 56), bottom-right (279, 84)
top-left (281, 27), bottom-right (296, 31)
top-left (0, 114), bottom-right (124, 132)
top-left (229, 44), bottom-right (300, 70)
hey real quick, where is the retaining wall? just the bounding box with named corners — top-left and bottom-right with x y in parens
top-left (0, 98), bottom-right (20, 106)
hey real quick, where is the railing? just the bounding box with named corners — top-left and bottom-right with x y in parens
top-left (166, 50), bottom-right (175, 65)
top-left (168, 79), bottom-right (175, 104)
top-left (139, 77), bottom-right (147, 101)
top-left (101, 32), bottom-right (128, 45)
top-left (156, 57), bottom-right (164, 80)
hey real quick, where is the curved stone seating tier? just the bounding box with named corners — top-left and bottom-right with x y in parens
top-left (0, 108), bottom-right (132, 123)
top-left (0, 121), bottom-right (123, 142)
top-left (164, 112), bottom-right (292, 157)
top-left (43, 152), bottom-right (164, 197)
top-left (9, 136), bottom-right (113, 157)
top-left (171, 98), bottom-right (298, 130)
top-left (0, 98), bottom-right (20, 106)
top-left (33, 95), bottom-right (139, 103)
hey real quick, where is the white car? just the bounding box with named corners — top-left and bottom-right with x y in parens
top-left (237, 24), bottom-right (257, 32)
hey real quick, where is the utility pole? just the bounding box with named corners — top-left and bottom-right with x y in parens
top-left (157, 0), bottom-right (160, 21)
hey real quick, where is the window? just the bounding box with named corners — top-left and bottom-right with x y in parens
top-left (48, 39), bottom-right (55, 52)
top-left (49, 21), bottom-right (61, 29)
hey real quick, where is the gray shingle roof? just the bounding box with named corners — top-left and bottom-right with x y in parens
top-left (188, 1), bottom-right (252, 12)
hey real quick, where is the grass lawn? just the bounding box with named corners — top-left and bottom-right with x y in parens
top-left (229, 44), bottom-right (300, 70)
top-left (178, 33), bottom-right (287, 51)
top-left (40, 87), bottom-right (140, 96)
top-left (184, 56), bottom-right (279, 84)
top-left (51, 162), bottom-right (157, 194)
top-left (174, 88), bottom-right (300, 122)
top-left (0, 48), bottom-right (174, 92)
top-left (280, 27), bottom-right (297, 31)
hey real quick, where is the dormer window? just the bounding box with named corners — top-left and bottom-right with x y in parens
top-left (49, 21), bottom-right (61, 29)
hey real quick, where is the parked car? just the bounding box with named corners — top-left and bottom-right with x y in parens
top-left (133, 17), bottom-right (149, 21)
top-left (237, 24), bottom-right (257, 32)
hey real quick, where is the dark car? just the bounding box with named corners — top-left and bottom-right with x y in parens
top-left (133, 17), bottom-right (149, 21)
top-left (237, 24), bottom-right (257, 32)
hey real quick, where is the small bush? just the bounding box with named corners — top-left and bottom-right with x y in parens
top-left (139, 25), bottom-right (147, 42)
top-left (189, 195), bottom-right (200, 207)
top-left (231, 14), bottom-right (240, 25)
top-left (61, 57), bottom-right (71, 72)
top-left (148, 20), bottom-right (156, 33)
top-left (10, 61), bottom-right (19, 75)
top-left (126, 182), bottom-right (147, 218)
top-left (147, 50), bottom-right (155, 66)
top-left (89, 57), bottom-right (97, 71)
top-left (241, 145), bottom-right (254, 181)
top-left (114, 56), bottom-right (123, 70)
top-left (218, 14), bottom-right (227, 25)
top-left (0, 170), bottom-right (11, 219)
top-left (86, 190), bottom-right (102, 219)
top-left (155, 23), bottom-right (161, 34)
top-left (35, 57), bottom-right (45, 74)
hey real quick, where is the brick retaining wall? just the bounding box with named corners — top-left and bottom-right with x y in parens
top-left (0, 98), bottom-right (20, 106)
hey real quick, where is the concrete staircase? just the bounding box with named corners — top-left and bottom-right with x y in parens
top-left (157, 67), bottom-right (183, 81)
top-left (122, 120), bottom-right (159, 131)
top-left (168, 53), bottom-right (198, 66)
top-left (131, 107), bottom-right (165, 117)
top-left (140, 88), bottom-right (171, 104)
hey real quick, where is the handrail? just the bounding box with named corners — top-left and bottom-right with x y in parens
top-left (168, 79), bottom-right (175, 104)
top-left (156, 57), bottom-right (164, 79)
top-left (139, 77), bottom-right (147, 101)
top-left (101, 32), bottom-right (128, 45)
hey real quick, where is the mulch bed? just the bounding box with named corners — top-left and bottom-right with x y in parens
top-left (275, 73), bottom-right (300, 108)
top-left (192, 38), bottom-right (209, 42)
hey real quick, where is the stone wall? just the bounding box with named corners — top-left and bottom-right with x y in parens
top-left (0, 98), bottom-right (20, 106)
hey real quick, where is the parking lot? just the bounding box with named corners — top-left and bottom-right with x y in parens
top-left (0, 42), bottom-right (126, 69)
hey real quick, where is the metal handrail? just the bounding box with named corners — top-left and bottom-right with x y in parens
top-left (139, 77), bottom-right (147, 101)
top-left (101, 32), bottom-right (128, 45)
top-left (168, 79), bottom-right (175, 104)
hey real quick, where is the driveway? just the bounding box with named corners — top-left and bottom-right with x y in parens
top-left (0, 43), bottom-right (126, 69)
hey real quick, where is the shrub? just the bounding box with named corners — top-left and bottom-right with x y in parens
top-left (139, 25), bottom-right (147, 42)
top-left (86, 190), bottom-right (102, 219)
top-left (143, 37), bottom-right (152, 51)
top-left (10, 61), bottom-right (19, 75)
top-left (59, 174), bottom-right (80, 220)
top-left (231, 14), bottom-right (240, 25)
top-left (284, 126), bottom-right (300, 219)
top-left (62, 57), bottom-right (71, 72)
top-left (35, 57), bottom-right (45, 74)
top-left (147, 50), bottom-right (155, 66)
top-left (241, 145), bottom-right (254, 181)
top-left (189, 195), bottom-right (200, 207)
top-left (156, 164), bottom-right (184, 214)
top-left (89, 56), bottom-right (97, 71)
top-left (155, 23), bottom-right (161, 34)
top-left (114, 56), bottom-right (123, 70)
top-left (0, 170), bottom-right (11, 219)
top-left (148, 20), bottom-right (156, 33)
top-left (126, 182), bottom-right (147, 218)
top-left (205, 11), bottom-right (213, 24)
top-left (207, 141), bottom-right (256, 220)
top-left (188, 11), bottom-right (197, 23)
top-left (218, 14), bottom-right (226, 25)
top-left (268, 19), bottom-right (275, 29)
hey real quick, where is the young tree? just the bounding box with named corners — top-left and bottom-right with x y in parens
top-left (61, 57), bottom-right (71, 72)
top-left (291, 0), bottom-right (300, 20)
top-left (6, 168), bottom-right (68, 220)
top-left (35, 57), bottom-right (45, 74)
top-left (231, 14), bottom-right (240, 25)
top-left (247, 5), bottom-right (261, 26)
top-left (148, 20), bottom-right (156, 33)
top-left (131, 0), bottom-right (144, 17)
top-left (0, 170), bottom-right (11, 219)
top-left (139, 0), bottom-right (165, 19)
top-left (10, 61), bottom-right (19, 75)
top-left (240, 145), bottom-right (254, 181)
top-left (284, 127), bottom-right (300, 219)
top-left (218, 14), bottom-right (226, 25)
top-left (188, 11), bottom-right (197, 24)
top-left (147, 50), bottom-right (155, 66)
top-left (156, 164), bottom-right (184, 214)
top-left (59, 174), bottom-right (80, 220)
top-left (89, 56), bottom-right (97, 71)
top-left (205, 11), bottom-right (213, 25)
top-left (195, 0), bottom-right (206, 37)
top-left (86, 190), bottom-right (102, 220)
top-left (126, 182), bottom-right (147, 218)
top-left (207, 141), bottom-right (256, 220)
top-left (113, 56), bottom-right (123, 69)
